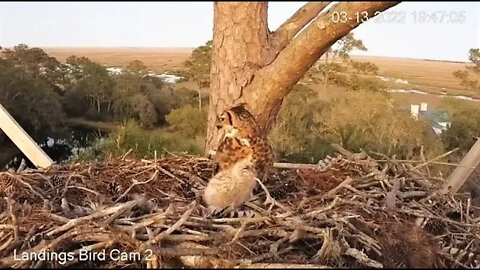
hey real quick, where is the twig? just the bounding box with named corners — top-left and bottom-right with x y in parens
top-left (385, 178), bottom-right (399, 209)
top-left (307, 196), bottom-right (341, 217)
top-left (242, 228), bottom-right (289, 239)
top-left (338, 198), bottom-right (480, 228)
top-left (244, 201), bottom-right (270, 216)
top-left (313, 229), bottom-right (335, 263)
top-left (5, 173), bottom-right (45, 200)
top-left (170, 168), bottom-right (208, 186)
top-left (250, 246), bottom-right (294, 263)
top-left (121, 149), bottom-right (134, 160)
top-left (273, 162), bottom-right (328, 171)
top-left (344, 185), bottom-right (369, 198)
top-left (66, 185), bottom-right (101, 197)
top-left (410, 148), bottom-right (458, 171)
top-left (102, 200), bottom-right (138, 226)
top-left (341, 238), bottom-right (383, 268)
top-left (4, 198), bottom-right (18, 240)
top-left (20, 225), bottom-right (38, 250)
top-left (0, 225), bottom-right (17, 231)
top-left (158, 166), bottom-right (186, 184)
top-left (139, 201), bottom-right (197, 252)
top-left (322, 177), bottom-right (353, 199)
top-left (114, 170), bottom-right (159, 203)
top-left (344, 247), bottom-right (383, 268)
top-left (128, 211), bottom-right (171, 231)
top-left (397, 191), bottom-right (427, 199)
top-left (192, 216), bottom-right (271, 224)
top-left (341, 219), bottom-right (382, 253)
top-left (0, 236), bottom-right (14, 254)
top-left (331, 143), bottom-right (353, 157)
top-left (420, 146), bottom-right (431, 177)
top-left (375, 159), bottom-right (472, 168)
top-left (131, 233), bottom-right (213, 242)
top-left (229, 222), bottom-right (247, 244)
top-left (438, 251), bottom-right (471, 268)
top-left (152, 246), bottom-right (220, 256)
top-left (47, 199), bottom-right (144, 237)
top-left (270, 235), bottom-right (289, 254)
top-left (43, 213), bottom-right (71, 223)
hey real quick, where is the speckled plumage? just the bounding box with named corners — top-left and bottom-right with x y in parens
top-left (203, 154), bottom-right (257, 211)
top-left (213, 103), bottom-right (274, 180)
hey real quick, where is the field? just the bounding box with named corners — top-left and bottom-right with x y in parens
top-left (42, 47), bottom-right (192, 72)
top-left (41, 47), bottom-right (478, 109)
top-left (352, 55), bottom-right (468, 93)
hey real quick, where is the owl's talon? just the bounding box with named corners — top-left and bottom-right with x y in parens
top-left (222, 205), bottom-right (236, 216)
top-left (264, 196), bottom-right (276, 212)
top-left (249, 194), bottom-right (260, 202)
top-left (255, 177), bottom-right (275, 211)
top-left (206, 204), bottom-right (238, 218)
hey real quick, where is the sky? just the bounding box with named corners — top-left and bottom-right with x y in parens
top-left (0, 1), bottom-right (479, 62)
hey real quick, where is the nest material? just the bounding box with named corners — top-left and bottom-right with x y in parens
top-left (0, 152), bottom-right (479, 268)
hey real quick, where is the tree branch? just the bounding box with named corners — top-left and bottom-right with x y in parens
top-left (244, 1), bottom-right (402, 132)
top-left (270, 2), bottom-right (332, 53)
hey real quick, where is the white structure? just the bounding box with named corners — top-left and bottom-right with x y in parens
top-left (410, 104), bottom-right (420, 120)
top-left (420, 102), bottom-right (428, 112)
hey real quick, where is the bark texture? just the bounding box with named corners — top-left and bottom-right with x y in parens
top-left (206, 1), bottom-right (401, 152)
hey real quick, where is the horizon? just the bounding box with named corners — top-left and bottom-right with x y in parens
top-left (1, 2), bottom-right (479, 62)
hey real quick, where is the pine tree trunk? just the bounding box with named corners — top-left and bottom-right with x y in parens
top-left (205, 1), bottom-right (401, 153)
top-left (322, 52), bottom-right (330, 100)
top-left (198, 88), bottom-right (202, 111)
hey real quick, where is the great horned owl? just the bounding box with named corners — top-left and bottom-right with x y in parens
top-left (203, 153), bottom-right (257, 212)
top-left (213, 103), bottom-right (274, 181)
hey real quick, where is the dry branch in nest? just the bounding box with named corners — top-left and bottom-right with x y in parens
top-left (0, 151), bottom-right (479, 268)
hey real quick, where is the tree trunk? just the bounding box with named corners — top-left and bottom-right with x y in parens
top-left (206, 1), bottom-right (401, 153)
top-left (198, 88), bottom-right (202, 111)
top-left (322, 51), bottom-right (330, 100)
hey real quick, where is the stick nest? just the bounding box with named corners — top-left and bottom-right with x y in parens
top-left (0, 151), bottom-right (479, 269)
